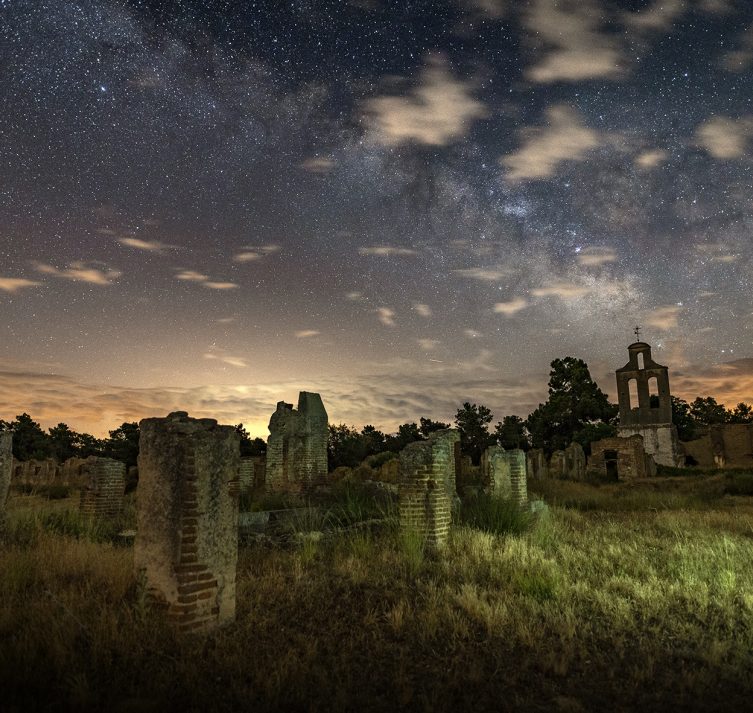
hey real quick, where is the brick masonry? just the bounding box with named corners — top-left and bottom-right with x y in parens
top-left (481, 446), bottom-right (528, 507)
top-left (0, 432), bottom-right (12, 525)
top-left (134, 412), bottom-right (240, 634)
top-left (79, 457), bottom-right (126, 519)
top-left (588, 435), bottom-right (656, 481)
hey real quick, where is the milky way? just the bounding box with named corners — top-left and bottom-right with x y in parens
top-left (2, 0), bottom-right (752, 436)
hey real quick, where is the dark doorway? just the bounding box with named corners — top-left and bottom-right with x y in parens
top-left (604, 450), bottom-right (619, 481)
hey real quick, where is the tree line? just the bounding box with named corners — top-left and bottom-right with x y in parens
top-left (3, 356), bottom-right (751, 469)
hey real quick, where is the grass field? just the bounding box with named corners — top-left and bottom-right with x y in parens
top-left (2, 475), bottom-right (753, 712)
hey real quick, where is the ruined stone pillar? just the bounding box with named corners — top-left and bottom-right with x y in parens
top-left (79, 457), bottom-right (126, 519)
top-left (481, 447), bottom-right (528, 508)
top-left (0, 432), bottom-right (12, 527)
top-left (398, 429), bottom-right (459, 550)
top-left (296, 392), bottom-right (328, 489)
top-left (135, 412), bottom-right (240, 634)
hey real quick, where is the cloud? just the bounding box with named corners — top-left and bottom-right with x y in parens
top-left (175, 269), bottom-right (239, 290)
top-left (634, 149), bottom-right (669, 168)
top-left (722, 24), bottom-right (753, 72)
top-left (363, 55), bottom-right (488, 146)
top-left (0, 277), bottom-right (42, 293)
top-left (459, 0), bottom-right (507, 18)
top-left (300, 156), bottom-right (335, 174)
top-left (35, 261), bottom-right (122, 285)
top-left (345, 291), bottom-right (366, 301)
top-left (414, 303), bottom-right (432, 317)
top-left (576, 246), bottom-right (617, 267)
top-left (418, 338), bottom-right (439, 350)
top-left (453, 266), bottom-right (510, 281)
top-left (175, 270), bottom-right (209, 282)
top-left (203, 352), bottom-right (248, 368)
top-left (695, 242), bottom-right (739, 264)
top-left (358, 246), bottom-right (418, 257)
top-left (622, 0), bottom-right (686, 32)
top-left (645, 305), bottom-right (682, 331)
top-left (500, 105), bottom-right (601, 180)
top-left (672, 358), bottom-right (753, 407)
top-left (532, 283), bottom-right (592, 299)
top-left (294, 330), bottom-right (320, 338)
top-left (377, 307), bottom-right (396, 327)
top-left (232, 245), bottom-right (281, 263)
top-left (117, 237), bottom-right (173, 253)
top-left (695, 115), bottom-right (753, 158)
top-left (524, 0), bottom-right (622, 83)
top-left (493, 297), bottom-right (529, 316)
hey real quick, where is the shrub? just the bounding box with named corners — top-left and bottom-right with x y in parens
top-left (459, 494), bottom-right (532, 535)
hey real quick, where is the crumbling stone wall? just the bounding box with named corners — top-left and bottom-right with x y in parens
top-left (481, 446), bottom-right (528, 507)
top-left (12, 456), bottom-right (91, 489)
top-left (398, 429), bottom-right (459, 550)
top-left (266, 392), bottom-right (328, 492)
top-left (79, 457), bottom-right (125, 519)
top-left (682, 424), bottom-right (753, 469)
top-left (135, 412), bottom-right (240, 634)
top-left (587, 436), bottom-right (656, 481)
top-left (526, 449), bottom-right (548, 479)
top-left (238, 456), bottom-right (266, 495)
top-left (547, 443), bottom-right (586, 480)
top-left (0, 432), bottom-right (12, 525)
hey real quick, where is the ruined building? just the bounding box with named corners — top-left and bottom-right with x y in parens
top-left (0, 432), bottom-right (12, 525)
top-left (480, 446), bottom-right (528, 507)
top-left (616, 340), bottom-right (681, 467)
top-left (135, 412), bottom-right (240, 634)
top-left (398, 429), bottom-right (460, 550)
top-left (266, 392), bottom-right (328, 492)
top-left (587, 435), bottom-right (656, 481)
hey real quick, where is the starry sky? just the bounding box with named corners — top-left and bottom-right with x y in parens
top-left (2, 0), bottom-right (753, 437)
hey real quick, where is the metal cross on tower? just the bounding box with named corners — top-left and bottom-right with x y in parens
top-left (634, 325), bottom-right (642, 341)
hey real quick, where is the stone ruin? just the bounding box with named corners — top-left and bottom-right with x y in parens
top-left (134, 412), bottom-right (240, 634)
top-left (79, 457), bottom-right (126, 519)
top-left (587, 435), bottom-right (656, 481)
top-left (526, 448), bottom-right (548, 480)
top-left (239, 455), bottom-right (266, 496)
top-left (548, 442), bottom-right (586, 480)
top-left (480, 446), bottom-right (528, 508)
top-left (398, 429), bottom-right (460, 550)
top-left (13, 455), bottom-right (93, 489)
top-left (0, 432), bottom-right (12, 526)
top-left (266, 392), bottom-right (328, 493)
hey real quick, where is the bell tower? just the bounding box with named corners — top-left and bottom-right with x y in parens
top-left (615, 329), bottom-right (681, 467)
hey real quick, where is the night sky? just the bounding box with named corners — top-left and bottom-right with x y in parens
top-left (2, 0), bottom-right (753, 437)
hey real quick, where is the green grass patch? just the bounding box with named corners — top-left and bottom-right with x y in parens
top-left (459, 494), bottom-right (532, 535)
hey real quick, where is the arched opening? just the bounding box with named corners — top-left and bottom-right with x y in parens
top-left (628, 379), bottom-right (639, 410)
top-left (637, 352), bottom-right (645, 369)
top-left (648, 376), bottom-right (659, 408)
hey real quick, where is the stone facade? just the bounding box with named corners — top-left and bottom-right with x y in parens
top-left (587, 436), bottom-right (656, 481)
top-left (481, 446), bottom-right (528, 507)
top-left (12, 456), bottom-right (92, 489)
top-left (239, 456), bottom-right (266, 494)
top-left (616, 341), bottom-right (681, 467)
top-left (266, 392), bottom-right (328, 493)
top-left (79, 457), bottom-right (126, 519)
top-left (398, 429), bottom-right (460, 550)
top-left (134, 412), bottom-right (240, 634)
top-left (681, 424), bottom-right (753, 469)
top-left (0, 432), bottom-right (12, 525)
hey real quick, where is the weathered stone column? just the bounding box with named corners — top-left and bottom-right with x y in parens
top-left (0, 432), bottom-right (12, 527)
top-left (398, 429), bottom-right (459, 550)
top-left (481, 446), bottom-right (528, 508)
top-left (134, 412), bottom-right (240, 634)
top-left (79, 457), bottom-right (126, 519)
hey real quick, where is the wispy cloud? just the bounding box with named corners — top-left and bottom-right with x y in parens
top-left (494, 297), bottom-right (529, 316)
top-left (35, 261), bottom-right (122, 285)
top-left (414, 303), bottom-right (432, 317)
top-left (377, 307), bottom-right (396, 327)
top-left (232, 245), bottom-right (281, 263)
top-left (175, 270), bottom-right (209, 282)
top-left (500, 105), bottom-right (601, 180)
top-left (175, 270), bottom-right (238, 290)
top-left (117, 237), bottom-right (174, 253)
top-left (576, 247), bottom-right (617, 267)
top-left (634, 149), bottom-right (668, 168)
top-left (418, 338), bottom-right (440, 350)
top-left (299, 156), bottom-right (335, 174)
top-left (0, 277), bottom-right (42, 293)
top-left (358, 246), bottom-right (417, 257)
top-left (532, 283), bottom-right (592, 299)
top-left (363, 54), bottom-right (488, 146)
top-left (203, 351), bottom-right (248, 368)
top-left (453, 266), bottom-right (510, 281)
top-left (294, 329), bottom-right (320, 338)
top-left (645, 305), bottom-right (682, 330)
